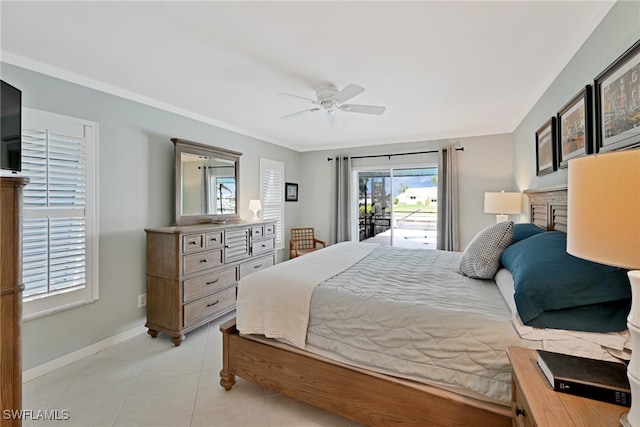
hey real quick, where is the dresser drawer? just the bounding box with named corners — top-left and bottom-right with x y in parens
top-left (183, 234), bottom-right (204, 253)
top-left (251, 225), bottom-right (264, 238)
top-left (183, 267), bottom-right (237, 303)
top-left (205, 231), bottom-right (223, 248)
top-left (513, 381), bottom-right (535, 427)
top-left (252, 238), bottom-right (274, 255)
top-left (183, 286), bottom-right (236, 327)
top-left (183, 249), bottom-right (223, 275)
top-left (240, 255), bottom-right (274, 278)
top-left (264, 223), bottom-right (275, 236)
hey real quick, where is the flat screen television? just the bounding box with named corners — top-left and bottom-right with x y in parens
top-left (1, 80), bottom-right (22, 172)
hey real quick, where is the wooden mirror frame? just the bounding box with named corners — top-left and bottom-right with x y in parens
top-left (172, 138), bottom-right (242, 226)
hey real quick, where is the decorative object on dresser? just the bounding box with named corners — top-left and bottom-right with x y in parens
top-left (567, 149), bottom-right (640, 427)
top-left (484, 190), bottom-right (521, 223)
top-left (508, 347), bottom-right (627, 427)
top-left (0, 176), bottom-right (29, 427)
top-left (145, 220), bottom-right (276, 346)
top-left (248, 199), bottom-right (262, 220)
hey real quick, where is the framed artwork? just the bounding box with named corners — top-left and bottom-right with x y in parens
top-left (594, 39), bottom-right (640, 152)
top-left (557, 85), bottom-right (592, 168)
top-left (285, 182), bottom-right (298, 202)
top-left (535, 117), bottom-right (557, 176)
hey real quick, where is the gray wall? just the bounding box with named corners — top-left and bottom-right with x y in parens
top-left (0, 63), bottom-right (302, 370)
top-left (514, 0), bottom-right (640, 191)
top-left (300, 133), bottom-right (516, 250)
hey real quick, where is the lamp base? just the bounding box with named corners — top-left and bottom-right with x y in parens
top-left (621, 412), bottom-right (631, 427)
top-left (251, 211), bottom-right (259, 220)
top-left (623, 270), bottom-right (640, 427)
top-left (495, 214), bottom-right (508, 223)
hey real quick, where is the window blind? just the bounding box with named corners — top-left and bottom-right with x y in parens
top-left (260, 158), bottom-right (284, 249)
top-left (21, 108), bottom-right (98, 318)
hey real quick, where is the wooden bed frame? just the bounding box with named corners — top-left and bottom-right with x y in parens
top-left (219, 186), bottom-right (568, 427)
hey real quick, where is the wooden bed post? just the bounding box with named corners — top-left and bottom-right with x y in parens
top-left (219, 318), bottom-right (237, 391)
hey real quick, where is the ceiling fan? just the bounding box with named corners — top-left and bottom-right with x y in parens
top-left (278, 84), bottom-right (385, 126)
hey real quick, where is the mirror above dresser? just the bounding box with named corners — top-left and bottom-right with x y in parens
top-left (172, 138), bottom-right (241, 226)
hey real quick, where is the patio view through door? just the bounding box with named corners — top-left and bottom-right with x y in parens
top-left (357, 167), bottom-right (438, 249)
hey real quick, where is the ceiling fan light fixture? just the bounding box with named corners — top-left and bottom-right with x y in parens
top-left (279, 83), bottom-right (385, 124)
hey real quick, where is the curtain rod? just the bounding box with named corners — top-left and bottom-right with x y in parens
top-left (326, 146), bottom-right (464, 161)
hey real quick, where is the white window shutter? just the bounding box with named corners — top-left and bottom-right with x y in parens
top-left (260, 158), bottom-right (284, 250)
top-left (21, 108), bottom-right (98, 319)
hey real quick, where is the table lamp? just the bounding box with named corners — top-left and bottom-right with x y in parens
top-left (567, 149), bottom-right (640, 427)
top-left (484, 191), bottom-right (522, 223)
top-left (248, 199), bottom-right (262, 220)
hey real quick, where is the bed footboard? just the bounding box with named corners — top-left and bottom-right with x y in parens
top-left (219, 318), bottom-right (510, 427)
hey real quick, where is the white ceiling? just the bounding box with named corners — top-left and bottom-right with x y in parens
top-left (1, 1), bottom-right (615, 152)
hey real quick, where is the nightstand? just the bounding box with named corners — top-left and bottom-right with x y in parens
top-left (507, 346), bottom-right (627, 427)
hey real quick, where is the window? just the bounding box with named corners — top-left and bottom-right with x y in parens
top-left (21, 108), bottom-right (98, 319)
top-left (259, 158), bottom-right (284, 250)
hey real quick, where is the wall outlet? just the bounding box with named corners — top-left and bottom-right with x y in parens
top-left (138, 293), bottom-right (147, 308)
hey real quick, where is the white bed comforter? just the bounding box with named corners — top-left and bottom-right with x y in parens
top-left (236, 242), bottom-right (378, 348)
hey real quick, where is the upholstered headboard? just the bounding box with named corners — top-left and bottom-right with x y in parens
top-left (523, 185), bottom-right (568, 233)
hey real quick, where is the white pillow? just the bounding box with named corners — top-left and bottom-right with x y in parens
top-left (459, 221), bottom-right (514, 279)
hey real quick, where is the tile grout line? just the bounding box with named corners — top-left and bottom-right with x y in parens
top-left (108, 339), bottom-right (152, 427)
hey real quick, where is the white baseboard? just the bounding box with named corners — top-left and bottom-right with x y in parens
top-left (23, 325), bottom-right (147, 383)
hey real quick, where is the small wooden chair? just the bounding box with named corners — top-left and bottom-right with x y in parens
top-left (289, 227), bottom-right (326, 258)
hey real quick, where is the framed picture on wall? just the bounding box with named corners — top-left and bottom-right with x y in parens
top-left (594, 39), bottom-right (640, 152)
top-left (557, 85), bottom-right (592, 168)
top-left (535, 117), bottom-right (557, 176)
top-left (285, 182), bottom-right (298, 202)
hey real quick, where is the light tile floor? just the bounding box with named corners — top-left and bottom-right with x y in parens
top-left (22, 311), bottom-right (364, 427)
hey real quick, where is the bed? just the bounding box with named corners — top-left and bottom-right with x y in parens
top-left (219, 186), bottom-right (631, 426)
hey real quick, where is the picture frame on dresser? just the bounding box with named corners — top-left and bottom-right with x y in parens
top-left (557, 85), bottom-right (593, 168)
top-left (594, 39), bottom-right (640, 153)
top-left (535, 117), bottom-right (557, 176)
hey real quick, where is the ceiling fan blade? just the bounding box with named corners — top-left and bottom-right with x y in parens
top-left (277, 92), bottom-right (317, 103)
top-left (280, 107), bottom-right (320, 119)
top-left (334, 84), bottom-right (365, 104)
top-left (339, 104), bottom-right (386, 115)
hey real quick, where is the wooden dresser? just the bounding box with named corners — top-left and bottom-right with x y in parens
top-left (145, 220), bottom-right (276, 345)
top-left (1, 176), bottom-right (29, 427)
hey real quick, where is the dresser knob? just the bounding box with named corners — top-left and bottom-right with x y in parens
top-left (515, 407), bottom-right (525, 417)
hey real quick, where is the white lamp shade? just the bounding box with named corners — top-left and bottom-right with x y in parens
top-left (248, 199), bottom-right (262, 212)
top-left (484, 191), bottom-right (522, 215)
top-left (567, 150), bottom-right (640, 270)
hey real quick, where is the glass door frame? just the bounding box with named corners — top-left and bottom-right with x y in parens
top-left (351, 161), bottom-right (439, 247)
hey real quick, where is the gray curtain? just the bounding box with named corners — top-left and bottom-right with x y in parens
top-left (334, 156), bottom-right (352, 243)
top-left (436, 147), bottom-right (460, 251)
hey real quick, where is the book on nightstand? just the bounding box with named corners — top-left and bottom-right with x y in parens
top-left (536, 349), bottom-right (631, 407)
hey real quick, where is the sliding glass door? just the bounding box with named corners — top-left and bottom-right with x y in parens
top-left (357, 167), bottom-right (437, 249)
